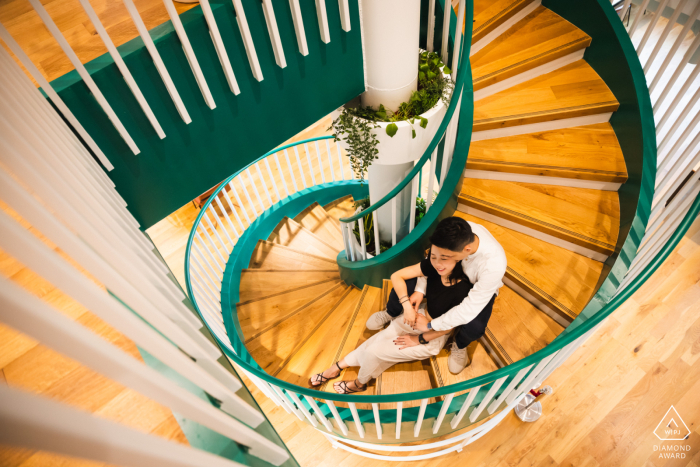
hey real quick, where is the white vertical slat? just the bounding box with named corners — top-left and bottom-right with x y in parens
top-left (358, 215), bottom-right (367, 260)
top-left (25, 0), bottom-right (140, 154)
top-left (122, 0), bottom-right (191, 124)
top-left (264, 158), bottom-right (283, 202)
top-left (199, 0), bottom-right (240, 94)
top-left (261, 0), bottom-right (287, 68)
top-left (246, 168), bottom-right (265, 211)
top-left (77, 0), bottom-right (165, 137)
top-left (426, 148), bottom-right (438, 211)
top-left (198, 222), bottom-right (227, 266)
top-left (209, 205), bottom-right (235, 247)
top-left (286, 391), bottom-right (318, 427)
top-left (283, 149), bottom-right (299, 192)
top-left (636, 0), bottom-right (671, 54)
top-left (336, 141), bottom-right (346, 180)
top-left (440, 0), bottom-right (451, 63)
top-left (348, 402), bottom-right (365, 438)
top-left (237, 175), bottom-right (259, 218)
top-left (450, 0), bottom-right (466, 82)
top-left (269, 386), bottom-right (304, 420)
top-left (372, 210), bottom-right (381, 256)
top-left (305, 143), bottom-right (318, 185)
top-left (628, 0), bottom-right (651, 36)
top-left (391, 197), bottom-right (397, 246)
top-left (221, 187), bottom-right (246, 232)
top-left (315, 141), bottom-right (327, 183)
top-left (653, 33), bottom-right (700, 114)
top-left (215, 195), bottom-right (240, 239)
top-left (294, 146), bottom-right (308, 188)
top-left (203, 211), bottom-right (230, 253)
top-left (0, 28), bottom-right (114, 173)
top-left (304, 396), bottom-right (334, 432)
top-left (618, 0), bottom-right (632, 18)
top-left (505, 354), bottom-right (558, 405)
top-left (341, 218), bottom-right (352, 257)
top-left (487, 366), bottom-right (533, 414)
top-left (346, 222), bottom-right (356, 261)
top-left (325, 139), bottom-right (336, 182)
top-left (255, 163), bottom-right (274, 206)
top-left (195, 230), bottom-right (224, 273)
top-left (450, 386), bottom-right (480, 429)
top-left (414, 398), bottom-right (428, 437)
top-left (0, 278), bottom-right (289, 466)
top-left (325, 400), bottom-right (349, 435)
top-left (229, 181), bottom-right (252, 224)
top-left (273, 152), bottom-right (291, 197)
top-left (289, 0), bottom-right (309, 55)
top-left (440, 134), bottom-right (451, 188)
top-left (409, 175), bottom-right (418, 233)
top-left (653, 137), bottom-right (700, 211)
top-left (338, 0), bottom-right (351, 32)
top-left (0, 386), bottom-right (246, 467)
top-left (643, 0), bottom-right (688, 73)
top-left (432, 393), bottom-right (454, 433)
top-left (232, 0), bottom-right (264, 81)
top-left (316, 0), bottom-right (331, 43)
top-left (657, 88), bottom-right (700, 157)
top-left (469, 376), bottom-right (508, 423)
top-left (372, 403), bottom-right (382, 439)
top-left (162, 0), bottom-right (216, 108)
top-left (426, 0), bottom-right (436, 52)
top-left (395, 402), bottom-right (403, 439)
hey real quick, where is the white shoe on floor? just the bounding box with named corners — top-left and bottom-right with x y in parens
top-left (448, 341), bottom-right (471, 374)
top-left (366, 310), bottom-right (394, 330)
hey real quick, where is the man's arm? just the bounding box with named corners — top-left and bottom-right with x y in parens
top-left (429, 265), bottom-right (505, 331)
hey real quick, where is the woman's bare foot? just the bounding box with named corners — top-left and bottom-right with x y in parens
top-left (333, 379), bottom-right (367, 394)
top-left (309, 362), bottom-right (342, 387)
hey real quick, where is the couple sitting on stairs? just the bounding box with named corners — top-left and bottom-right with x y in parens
top-left (309, 216), bottom-right (508, 394)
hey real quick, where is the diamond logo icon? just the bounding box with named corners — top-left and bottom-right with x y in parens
top-left (654, 406), bottom-right (691, 441)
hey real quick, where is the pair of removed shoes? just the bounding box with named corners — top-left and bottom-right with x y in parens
top-left (365, 310), bottom-right (471, 374)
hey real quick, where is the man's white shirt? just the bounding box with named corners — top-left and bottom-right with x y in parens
top-left (415, 221), bottom-right (507, 331)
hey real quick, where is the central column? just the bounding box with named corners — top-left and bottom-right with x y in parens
top-left (360, 0), bottom-right (421, 243)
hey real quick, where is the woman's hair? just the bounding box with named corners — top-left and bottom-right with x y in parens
top-left (428, 245), bottom-right (468, 285)
top-left (429, 217), bottom-right (475, 252)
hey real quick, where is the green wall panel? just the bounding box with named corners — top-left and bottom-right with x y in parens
top-left (50, 0), bottom-right (364, 228)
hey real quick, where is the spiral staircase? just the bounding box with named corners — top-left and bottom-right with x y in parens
top-left (2, 0), bottom-right (700, 464)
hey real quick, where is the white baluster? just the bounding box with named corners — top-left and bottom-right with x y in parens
top-left (346, 223), bottom-right (356, 261)
top-left (657, 88), bottom-right (700, 157)
top-left (432, 393), bottom-right (454, 433)
top-left (391, 198), bottom-right (397, 246)
top-left (246, 168), bottom-right (265, 212)
top-left (643, 0), bottom-right (688, 73)
top-left (199, 0), bottom-right (240, 94)
top-left (229, 180), bottom-right (252, 224)
top-left (338, 0), bottom-right (351, 31)
top-left (262, 158), bottom-right (282, 202)
top-left (636, 0), bottom-right (671, 55)
top-left (372, 403), bottom-right (382, 439)
top-left (426, 148), bottom-right (437, 211)
top-left (287, 391), bottom-right (318, 427)
top-left (207, 206), bottom-right (234, 248)
top-left (221, 186), bottom-right (246, 232)
top-left (255, 163), bottom-right (274, 206)
top-left (450, 386), bottom-right (480, 429)
top-left (373, 210), bottom-right (381, 257)
top-left (305, 396), bottom-right (334, 432)
top-left (231, 0), bottom-right (264, 81)
top-left (203, 211), bottom-right (230, 252)
top-left (395, 402), bottom-right (403, 439)
top-left (358, 215), bottom-right (367, 260)
top-left (197, 224), bottom-right (226, 266)
top-left (414, 398), bottom-right (428, 437)
top-left (440, 0), bottom-right (451, 63)
top-left (487, 365), bottom-right (533, 414)
top-left (289, 0), bottom-right (309, 55)
top-left (270, 385), bottom-right (304, 420)
top-left (469, 376), bottom-right (507, 423)
top-left (274, 152), bottom-right (290, 197)
top-left (325, 139), bottom-right (336, 182)
top-left (336, 141), bottom-right (346, 180)
top-left (325, 400), bottom-right (349, 435)
top-left (426, 0), bottom-right (436, 52)
top-left (315, 141), bottom-right (327, 183)
top-left (628, 0), bottom-right (651, 37)
top-left (304, 143), bottom-right (317, 185)
top-left (506, 354), bottom-right (557, 405)
top-left (348, 402), bottom-right (365, 438)
top-left (316, 0), bottom-right (331, 44)
top-left (237, 176), bottom-right (259, 217)
top-left (261, 0), bottom-right (287, 68)
top-left (451, 0), bottom-right (466, 82)
top-left (284, 149), bottom-right (299, 193)
top-left (618, 0), bottom-right (632, 18)
top-left (213, 196), bottom-right (239, 240)
top-left (294, 146), bottom-right (308, 188)
top-left (409, 175), bottom-right (419, 233)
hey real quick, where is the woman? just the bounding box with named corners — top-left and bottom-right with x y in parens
top-left (308, 243), bottom-right (473, 394)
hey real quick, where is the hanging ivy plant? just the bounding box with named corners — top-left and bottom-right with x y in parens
top-left (328, 108), bottom-right (380, 182)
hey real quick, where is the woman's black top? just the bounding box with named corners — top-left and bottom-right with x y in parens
top-left (420, 257), bottom-right (474, 319)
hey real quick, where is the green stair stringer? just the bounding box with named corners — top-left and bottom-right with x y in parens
top-left (49, 0), bottom-right (365, 229)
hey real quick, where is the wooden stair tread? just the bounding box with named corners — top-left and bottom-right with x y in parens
top-left (268, 217), bottom-right (340, 260)
top-left (238, 280), bottom-right (346, 341)
top-left (238, 270), bottom-right (340, 304)
top-left (320, 285), bottom-right (383, 409)
top-left (323, 195), bottom-right (357, 224)
top-left (276, 287), bottom-right (364, 387)
top-left (455, 211), bottom-right (604, 320)
top-left (246, 284), bottom-right (352, 376)
top-left (247, 240), bottom-right (337, 270)
top-left (473, 0), bottom-right (536, 44)
top-left (472, 6), bottom-right (590, 91)
top-left (459, 178), bottom-right (620, 255)
top-left (429, 342), bottom-right (499, 396)
top-left (482, 287), bottom-right (564, 366)
top-left (473, 61), bottom-right (619, 132)
top-left (466, 123), bottom-right (628, 182)
top-left (293, 203), bottom-right (344, 250)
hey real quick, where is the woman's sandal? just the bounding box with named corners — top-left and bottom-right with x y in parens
top-left (308, 362), bottom-right (342, 388)
top-left (334, 379), bottom-right (368, 394)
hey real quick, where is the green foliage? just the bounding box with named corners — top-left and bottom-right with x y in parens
top-left (328, 108), bottom-right (380, 182)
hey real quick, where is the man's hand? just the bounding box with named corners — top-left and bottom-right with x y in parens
top-left (393, 335), bottom-right (419, 350)
top-left (413, 314), bottom-right (430, 332)
top-left (409, 291), bottom-right (424, 312)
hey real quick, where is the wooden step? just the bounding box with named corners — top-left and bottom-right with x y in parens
top-left (375, 280), bottom-right (434, 409)
top-left (455, 211), bottom-right (604, 323)
top-left (482, 287), bottom-right (563, 367)
top-left (238, 270), bottom-right (340, 304)
top-left (293, 202), bottom-right (344, 250)
top-left (458, 178), bottom-right (619, 258)
top-left (267, 217), bottom-right (340, 260)
top-left (247, 240), bottom-right (337, 270)
top-left (466, 123), bottom-right (628, 184)
top-left (473, 61), bottom-right (618, 133)
top-left (238, 280), bottom-right (347, 342)
top-left (245, 283), bottom-right (352, 376)
top-left (275, 287), bottom-right (363, 387)
top-left (429, 342), bottom-right (499, 397)
top-left (472, 6), bottom-right (590, 93)
top-left (322, 195), bottom-right (357, 224)
top-left (320, 285), bottom-right (383, 409)
top-left (473, 0), bottom-right (537, 45)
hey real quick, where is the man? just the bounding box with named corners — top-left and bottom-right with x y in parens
top-left (365, 216), bottom-right (507, 374)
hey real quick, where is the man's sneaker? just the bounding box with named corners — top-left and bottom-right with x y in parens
top-left (448, 341), bottom-right (471, 374)
top-left (366, 310), bottom-right (394, 330)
